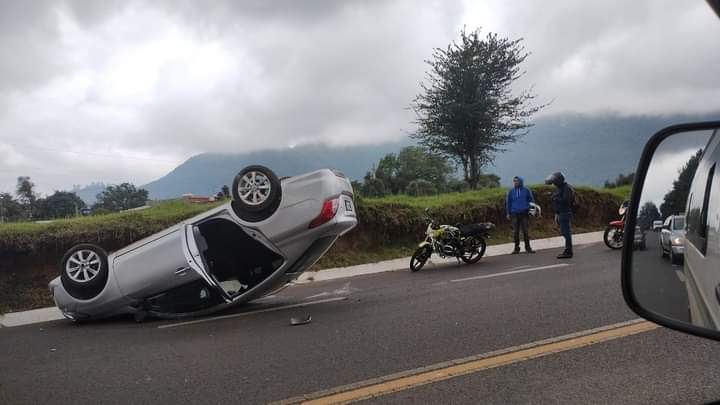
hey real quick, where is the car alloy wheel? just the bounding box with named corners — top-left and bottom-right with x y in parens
top-left (237, 171), bottom-right (272, 206)
top-left (65, 249), bottom-right (102, 283)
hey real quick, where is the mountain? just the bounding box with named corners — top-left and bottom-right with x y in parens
top-left (73, 112), bottom-right (719, 201)
top-left (487, 112), bottom-right (719, 186)
top-left (141, 140), bottom-right (412, 200)
top-left (72, 183), bottom-right (106, 205)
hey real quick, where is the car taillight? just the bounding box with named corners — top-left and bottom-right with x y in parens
top-left (309, 198), bottom-right (339, 229)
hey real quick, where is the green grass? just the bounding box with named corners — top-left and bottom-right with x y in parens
top-left (362, 187), bottom-right (509, 209)
top-left (603, 185), bottom-right (632, 200)
top-left (0, 199), bottom-right (224, 254)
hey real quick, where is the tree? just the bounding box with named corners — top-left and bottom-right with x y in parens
top-left (16, 176), bottom-right (36, 218)
top-left (0, 192), bottom-right (23, 222)
top-left (360, 171), bottom-right (387, 197)
top-left (221, 185), bottom-right (231, 199)
top-left (604, 172), bottom-right (635, 188)
top-left (411, 28), bottom-right (544, 189)
top-left (370, 146), bottom-right (455, 194)
top-left (34, 191), bottom-right (86, 219)
top-left (660, 149), bottom-right (702, 219)
top-left (637, 201), bottom-right (662, 231)
top-left (94, 183), bottom-right (149, 212)
top-left (406, 179), bottom-right (437, 196)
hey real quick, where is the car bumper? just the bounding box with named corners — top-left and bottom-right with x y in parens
top-left (671, 245), bottom-right (685, 256)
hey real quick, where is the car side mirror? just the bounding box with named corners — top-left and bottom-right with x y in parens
top-left (622, 121), bottom-right (720, 341)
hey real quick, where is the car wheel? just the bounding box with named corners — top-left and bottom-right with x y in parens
top-left (670, 250), bottom-right (683, 265)
top-left (231, 165), bottom-right (282, 222)
top-left (60, 244), bottom-right (109, 300)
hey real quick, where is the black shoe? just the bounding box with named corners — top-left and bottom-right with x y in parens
top-left (557, 251), bottom-right (573, 259)
top-left (525, 247), bottom-right (535, 254)
top-left (512, 248), bottom-right (520, 255)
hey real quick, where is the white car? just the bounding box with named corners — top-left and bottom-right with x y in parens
top-left (49, 165), bottom-right (357, 322)
top-left (659, 215), bottom-right (686, 264)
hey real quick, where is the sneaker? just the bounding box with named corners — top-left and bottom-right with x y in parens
top-left (512, 248), bottom-right (520, 255)
top-left (557, 251), bottom-right (573, 259)
top-left (526, 248), bottom-right (536, 254)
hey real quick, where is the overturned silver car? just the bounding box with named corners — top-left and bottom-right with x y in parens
top-left (49, 165), bottom-right (357, 321)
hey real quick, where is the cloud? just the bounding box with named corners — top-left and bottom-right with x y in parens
top-left (0, 0), bottom-right (718, 194)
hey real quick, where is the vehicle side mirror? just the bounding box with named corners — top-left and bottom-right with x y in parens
top-left (622, 121), bottom-right (720, 341)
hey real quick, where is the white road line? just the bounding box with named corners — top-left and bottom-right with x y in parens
top-left (157, 297), bottom-right (348, 329)
top-left (450, 263), bottom-right (572, 283)
top-left (675, 270), bottom-right (686, 283)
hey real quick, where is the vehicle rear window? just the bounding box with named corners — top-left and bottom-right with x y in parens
top-left (673, 217), bottom-right (685, 230)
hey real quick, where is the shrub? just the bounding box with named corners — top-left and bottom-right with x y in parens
top-left (405, 179), bottom-right (438, 196)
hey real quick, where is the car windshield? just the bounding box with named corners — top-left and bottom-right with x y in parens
top-left (1, 1), bottom-right (719, 404)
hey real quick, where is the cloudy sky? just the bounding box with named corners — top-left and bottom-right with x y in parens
top-left (1, 0), bottom-right (719, 195)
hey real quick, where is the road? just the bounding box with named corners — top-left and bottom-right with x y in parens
top-left (631, 230), bottom-right (690, 322)
top-left (2, 242), bottom-right (720, 404)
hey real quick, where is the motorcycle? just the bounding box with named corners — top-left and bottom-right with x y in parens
top-left (410, 209), bottom-right (495, 272)
top-left (604, 200), bottom-right (630, 250)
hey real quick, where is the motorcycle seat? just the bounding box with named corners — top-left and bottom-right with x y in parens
top-left (460, 222), bottom-right (495, 236)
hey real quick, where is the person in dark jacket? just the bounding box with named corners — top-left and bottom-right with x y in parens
top-left (506, 176), bottom-right (535, 254)
top-left (546, 171), bottom-right (575, 259)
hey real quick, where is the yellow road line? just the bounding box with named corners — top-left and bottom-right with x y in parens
top-left (272, 319), bottom-right (658, 405)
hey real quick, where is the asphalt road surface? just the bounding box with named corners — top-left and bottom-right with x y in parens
top-left (2, 242), bottom-right (720, 405)
top-left (631, 230), bottom-right (690, 322)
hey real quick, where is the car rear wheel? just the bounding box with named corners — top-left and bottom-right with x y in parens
top-left (60, 244), bottom-right (109, 300)
top-left (231, 165), bottom-right (282, 222)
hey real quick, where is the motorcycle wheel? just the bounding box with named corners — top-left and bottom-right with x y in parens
top-left (410, 247), bottom-right (431, 272)
top-left (603, 225), bottom-right (624, 250)
top-left (461, 237), bottom-right (487, 264)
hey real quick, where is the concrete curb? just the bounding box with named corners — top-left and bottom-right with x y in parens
top-left (296, 231), bottom-right (604, 283)
top-left (0, 306), bottom-right (64, 327)
top-left (0, 231), bottom-right (604, 328)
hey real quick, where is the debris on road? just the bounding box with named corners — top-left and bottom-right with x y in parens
top-left (290, 314), bottom-right (312, 326)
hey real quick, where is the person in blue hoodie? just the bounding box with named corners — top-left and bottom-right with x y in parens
top-left (506, 176), bottom-right (535, 254)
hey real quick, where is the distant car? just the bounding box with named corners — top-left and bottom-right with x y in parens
top-left (652, 220), bottom-right (664, 231)
top-left (49, 165), bottom-right (357, 322)
top-left (633, 226), bottom-right (647, 250)
top-left (660, 214), bottom-right (686, 265)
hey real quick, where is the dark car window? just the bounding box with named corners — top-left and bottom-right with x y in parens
top-left (674, 217), bottom-right (685, 230)
top-left (688, 164), bottom-right (716, 255)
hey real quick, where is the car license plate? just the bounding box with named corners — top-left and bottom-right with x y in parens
top-left (344, 199), bottom-right (353, 212)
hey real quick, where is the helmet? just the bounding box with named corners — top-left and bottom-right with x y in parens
top-left (529, 202), bottom-right (542, 217)
top-left (545, 172), bottom-right (565, 186)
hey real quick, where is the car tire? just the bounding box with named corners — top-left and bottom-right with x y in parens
top-left (231, 165), bottom-right (282, 222)
top-left (60, 244), bottom-right (109, 300)
top-left (670, 250), bottom-right (683, 266)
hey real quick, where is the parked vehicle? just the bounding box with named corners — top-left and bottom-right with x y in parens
top-left (604, 200), bottom-right (629, 249)
top-left (659, 215), bottom-right (686, 265)
top-left (49, 165), bottom-right (358, 322)
top-left (409, 209), bottom-right (494, 272)
top-left (652, 220), bottom-right (664, 231)
top-left (683, 128), bottom-right (720, 329)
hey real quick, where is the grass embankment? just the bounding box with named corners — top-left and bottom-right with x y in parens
top-left (314, 185), bottom-right (630, 268)
top-left (0, 186), bottom-right (629, 313)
